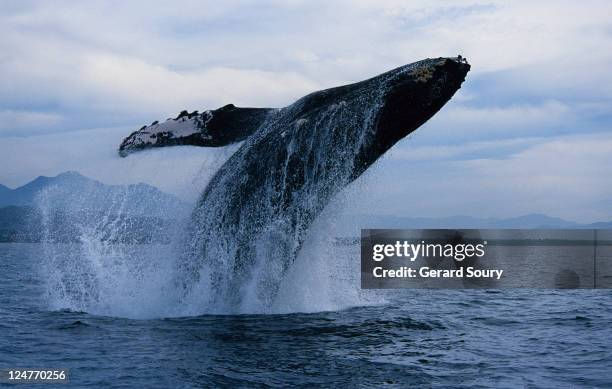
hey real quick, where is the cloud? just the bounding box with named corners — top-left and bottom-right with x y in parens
top-left (426, 101), bottom-right (576, 140)
top-left (388, 137), bottom-right (541, 162)
top-left (2, 1), bottom-right (611, 135)
top-left (0, 110), bottom-right (64, 136)
top-left (345, 133), bottom-right (612, 223)
top-left (77, 53), bottom-right (319, 114)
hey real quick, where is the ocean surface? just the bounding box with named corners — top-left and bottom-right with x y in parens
top-left (1, 243), bottom-right (611, 388)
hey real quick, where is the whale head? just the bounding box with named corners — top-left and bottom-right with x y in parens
top-left (378, 58), bottom-right (469, 145)
top-left (279, 57), bottom-right (470, 180)
top-left (353, 56), bottom-right (470, 176)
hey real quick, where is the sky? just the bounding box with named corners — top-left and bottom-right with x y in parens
top-left (1, 0), bottom-right (611, 222)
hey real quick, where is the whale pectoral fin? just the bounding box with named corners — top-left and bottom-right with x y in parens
top-left (118, 104), bottom-right (276, 157)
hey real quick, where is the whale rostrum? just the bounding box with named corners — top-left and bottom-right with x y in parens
top-left (119, 57), bottom-right (470, 310)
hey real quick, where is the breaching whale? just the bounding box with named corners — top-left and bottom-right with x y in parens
top-left (119, 57), bottom-right (470, 310)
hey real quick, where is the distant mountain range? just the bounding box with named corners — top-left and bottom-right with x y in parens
top-left (0, 172), bottom-right (190, 243)
top-left (332, 214), bottom-right (612, 236)
top-left (0, 171), bottom-right (188, 217)
top-left (0, 171), bottom-right (609, 243)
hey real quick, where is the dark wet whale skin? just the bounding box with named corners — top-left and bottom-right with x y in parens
top-left (171, 58), bottom-right (470, 309)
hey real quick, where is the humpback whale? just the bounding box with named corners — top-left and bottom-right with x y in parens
top-left (119, 57), bottom-right (470, 310)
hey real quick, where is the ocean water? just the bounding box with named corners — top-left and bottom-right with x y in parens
top-left (1, 243), bottom-right (611, 388)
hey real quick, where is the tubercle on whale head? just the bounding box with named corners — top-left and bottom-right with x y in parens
top-left (352, 56), bottom-right (470, 177)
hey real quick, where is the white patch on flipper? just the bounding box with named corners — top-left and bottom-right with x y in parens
top-left (127, 110), bottom-right (214, 148)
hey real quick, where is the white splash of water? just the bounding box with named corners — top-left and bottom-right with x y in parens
top-left (37, 61), bottom-right (427, 318)
top-left (37, 183), bottom-right (186, 318)
top-left (173, 71), bottom-right (403, 314)
top-left (37, 161), bottom-right (381, 319)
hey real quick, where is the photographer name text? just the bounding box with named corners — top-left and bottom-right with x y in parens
top-left (371, 240), bottom-right (504, 280)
